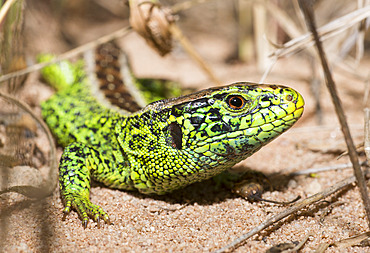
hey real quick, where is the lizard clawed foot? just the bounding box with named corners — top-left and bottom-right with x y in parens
top-left (62, 194), bottom-right (111, 229)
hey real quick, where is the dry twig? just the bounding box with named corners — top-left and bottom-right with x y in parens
top-left (214, 173), bottom-right (365, 252)
top-left (298, 0), bottom-right (370, 228)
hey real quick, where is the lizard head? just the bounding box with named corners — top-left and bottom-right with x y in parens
top-left (163, 82), bottom-right (304, 158)
top-left (122, 82), bottom-right (304, 193)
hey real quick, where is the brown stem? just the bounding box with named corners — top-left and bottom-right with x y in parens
top-left (298, 0), bottom-right (370, 228)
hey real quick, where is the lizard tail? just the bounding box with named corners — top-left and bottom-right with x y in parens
top-left (38, 54), bottom-right (84, 92)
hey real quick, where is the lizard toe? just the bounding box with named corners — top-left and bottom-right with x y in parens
top-left (62, 193), bottom-right (110, 228)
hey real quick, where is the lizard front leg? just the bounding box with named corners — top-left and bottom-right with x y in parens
top-left (59, 142), bottom-right (112, 228)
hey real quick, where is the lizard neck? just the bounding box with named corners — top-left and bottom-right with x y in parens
top-left (115, 107), bottom-right (235, 194)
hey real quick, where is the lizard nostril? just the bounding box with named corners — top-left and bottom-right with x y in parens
top-left (286, 94), bottom-right (293, 101)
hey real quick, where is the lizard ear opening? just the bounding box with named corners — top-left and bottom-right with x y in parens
top-left (168, 122), bottom-right (182, 150)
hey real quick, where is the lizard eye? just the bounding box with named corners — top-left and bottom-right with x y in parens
top-left (226, 95), bottom-right (247, 110)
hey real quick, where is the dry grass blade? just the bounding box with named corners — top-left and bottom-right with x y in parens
top-left (0, 0), bottom-right (26, 93)
top-left (214, 174), bottom-right (363, 253)
top-left (288, 234), bottom-right (312, 252)
top-left (92, 0), bottom-right (125, 17)
top-left (290, 161), bottom-right (367, 176)
top-left (314, 243), bottom-right (330, 253)
top-left (266, 234), bottom-right (312, 253)
top-left (270, 5), bottom-right (370, 59)
top-left (259, 56), bottom-right (277, 83)
top-left (0, 0), bottom-right (17, 24)
top-left (262, 1), bottom-right (302, 39)
top-left (365, 74), bottom-right (370, 105)
top-left (171, 0), bottom-right (212, 13)
top-left (169, 23), bottom-right (222, 85)
top-left (356, 0), bottom-right (370, 63)
top-left (298, 0), bottom-right (370, 228)
top-left (331, 231), bottom-right (370, 248)
top-left (334, 60), bottom-right (369, 82)
top-left (0, 27), bottom-right (132, 84)
top-left (253, 2), bottom-right (269, 71)
top-left (365, 109), bottom-right (370, 164)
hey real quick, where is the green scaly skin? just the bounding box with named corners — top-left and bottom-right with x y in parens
top-left (40, 57), bottom-right (304, 228)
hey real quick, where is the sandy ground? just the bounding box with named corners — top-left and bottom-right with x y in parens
top-left (1, 1), bottom-right (370, 252)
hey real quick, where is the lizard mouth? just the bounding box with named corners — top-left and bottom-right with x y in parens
top-left (269, 105), bottom-right (304, 133)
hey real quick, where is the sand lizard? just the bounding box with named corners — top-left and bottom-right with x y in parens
top-left (40, 41), bottom-right (304, 228)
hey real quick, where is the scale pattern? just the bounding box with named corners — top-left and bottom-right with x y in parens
top-left (41, 56), bottom-right (304, 227)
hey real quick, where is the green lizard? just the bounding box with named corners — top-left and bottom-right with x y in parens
top-left (40, 42), bottom-right (304, 228)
